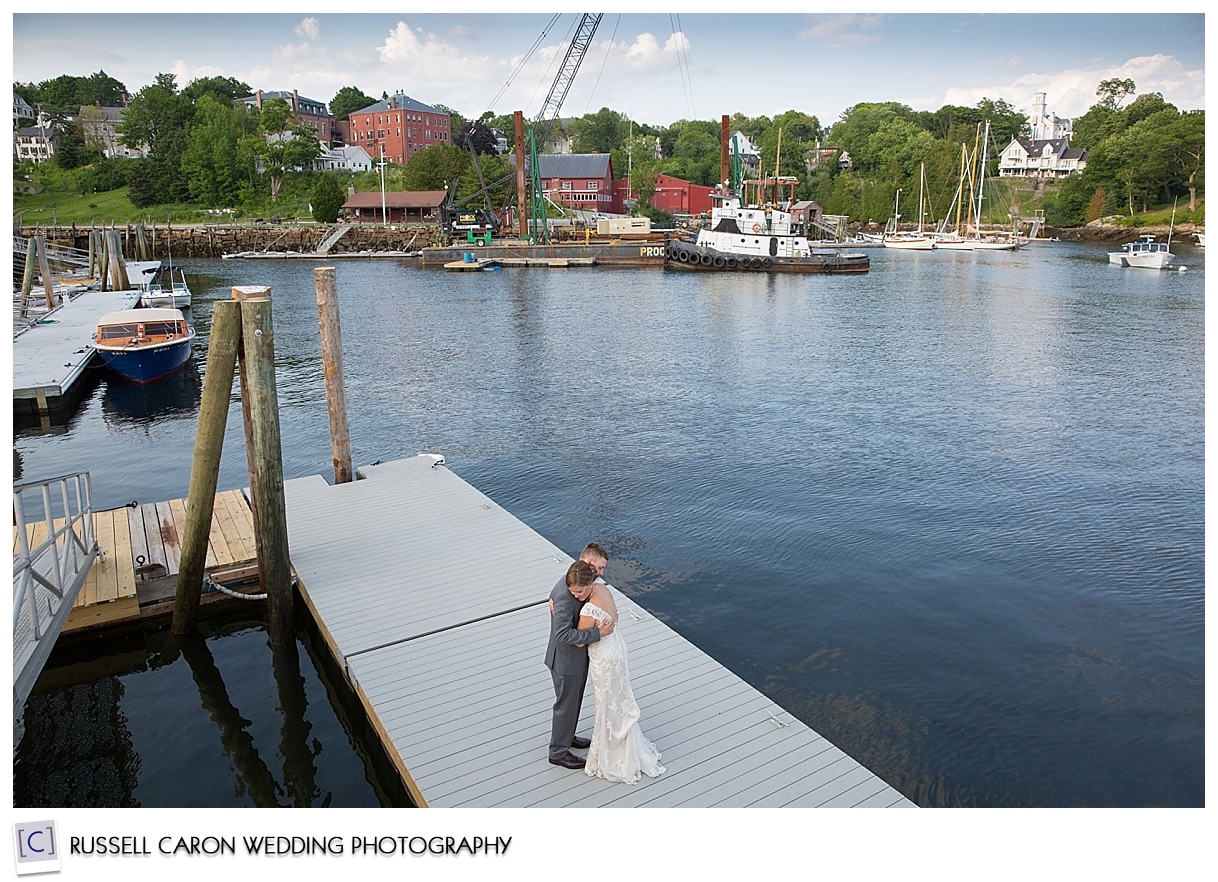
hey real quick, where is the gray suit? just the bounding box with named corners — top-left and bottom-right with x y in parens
top-left (544, 574), bottom-right (601, 760)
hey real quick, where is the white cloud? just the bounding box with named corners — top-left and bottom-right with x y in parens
top-left (942, 53), bottom-right (1204, 120)
top-left (295, 18), bottom-right (320, 42)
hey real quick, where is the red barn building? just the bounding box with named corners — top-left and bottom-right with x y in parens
top-left (643, 173), bottom-right (714, 216)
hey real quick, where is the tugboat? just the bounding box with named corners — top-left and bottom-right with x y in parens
top-left (665, 193), bottom-right (869, 274)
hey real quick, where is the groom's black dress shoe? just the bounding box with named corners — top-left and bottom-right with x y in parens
top-left (549, 751), bottom-right (587, 770)
top-left (570, 735), bottom-right (591, 750)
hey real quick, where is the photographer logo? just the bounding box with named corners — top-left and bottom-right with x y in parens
top-left (12, 820), bottom-right (60, 875)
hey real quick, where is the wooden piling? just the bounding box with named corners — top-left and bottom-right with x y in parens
top-left (33, 237), bottom-right (57, 311)
top-left (514, 111), bottom-right (528, 238)
top-left (172, 299), bottom-right (243, 635)
top-left (314, 267), bottom-right (353, 484)
top-left (238, 287), bottom-right (294, 646)
top-left (105, 230), bottom-right (131, 290)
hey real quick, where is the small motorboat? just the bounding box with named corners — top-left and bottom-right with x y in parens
top-left (1108, 235), bottom-right (1176, 269)
top-left (93, 307), bottom-right (196, 384)
top-left (139, 266), bottom-right (192, 308)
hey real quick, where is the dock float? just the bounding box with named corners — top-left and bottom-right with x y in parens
top-left (282, 455), bottom-right (914, 808)
top-left (42, 489), bottom-right (262, 635)
top-left (12, 287), bottom-right (142, 414)
top-left (443, 257), bottom-right (499, 271)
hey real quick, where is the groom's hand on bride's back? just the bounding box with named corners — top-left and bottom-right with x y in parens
top-left (598, 618), bottom-right (615, 638)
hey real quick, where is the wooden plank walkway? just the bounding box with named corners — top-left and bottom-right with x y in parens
top-left (53, 489), bottom-right (259, 633)
top-left (283, 454), bottom-right (914, 808)
top-left (12, 287), bottom-right (142, 411)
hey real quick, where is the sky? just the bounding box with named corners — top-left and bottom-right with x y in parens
top-left (8, 8), bottom-right (1207, 131)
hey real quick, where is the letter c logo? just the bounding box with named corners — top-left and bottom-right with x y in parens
top-left (26, 830), bottom-right (45, 853)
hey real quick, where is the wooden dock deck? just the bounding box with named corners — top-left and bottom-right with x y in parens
top-left (47, 489), bottom-right (261, 634)
top-left (281, 454), bottom-right (914, 808)
top-left (12, 287), bottom-right (142, 413)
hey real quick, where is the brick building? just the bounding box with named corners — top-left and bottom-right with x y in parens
top-left (242, 89), bottom-right (337, 146)
top-left (348, 93), bottom-right (451, 166)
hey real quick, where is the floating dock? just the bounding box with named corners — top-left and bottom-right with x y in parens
top-left (44, 457), bottom-right (913, 807)
top-left (420, 239), bottom-right (666, 268)
top-left (56, 489), bottom-right (261, 635)
top-left (12, 287), bottom-right (142, 415)
top-left (282, 455), bottom-right (914, 808)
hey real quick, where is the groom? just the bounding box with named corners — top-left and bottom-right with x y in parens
top-left (545, 542), bottom-right (613, 769)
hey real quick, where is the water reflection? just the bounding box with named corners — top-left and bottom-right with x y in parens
top-left (15, 613), bottom-right (403, 808)
top-left (101, 360), bottom-right (203, 428)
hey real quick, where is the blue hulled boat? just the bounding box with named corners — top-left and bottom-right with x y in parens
top-left (93, 307), bottom-right (196, 384)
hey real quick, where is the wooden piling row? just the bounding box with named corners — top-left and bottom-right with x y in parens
top-left (21, 224), bottom-right (442, 258)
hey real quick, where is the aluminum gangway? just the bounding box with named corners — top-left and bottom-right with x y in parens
top-left (13, 471), bottom-right (99, 723)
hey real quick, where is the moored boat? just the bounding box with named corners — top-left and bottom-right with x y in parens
top-left (139, 266), bottom-right (192, 309)
top-left (665, 194), bottom-right (869, 273)
top-left (1108, 235), bottom-right (1176, 269)
top-left (93, 307), bottom-right (196, 384)
top-left (883, 167), bottom-right (936, 250)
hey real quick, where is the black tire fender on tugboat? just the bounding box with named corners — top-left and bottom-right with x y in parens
top-left (713, 256), bottom-right (726, 268)
top-left (762, 257), bottom-right (773, 268)
top-left (699, 252), bottom-right (714, 266)
top-left (725, 257), bottom-right (737, 268)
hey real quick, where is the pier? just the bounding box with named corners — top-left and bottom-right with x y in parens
top-left (42, 455), bottom-right (913, 808)
top-left (12, 287), bottom-right (142, 415)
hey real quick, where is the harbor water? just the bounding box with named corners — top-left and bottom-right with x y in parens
top-left (13, 242), bottom-right (1205, 807)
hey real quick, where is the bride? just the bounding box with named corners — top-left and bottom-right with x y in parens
top-left (569, 560), bottom-right (665, 784)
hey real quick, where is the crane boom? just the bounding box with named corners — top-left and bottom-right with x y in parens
top-left (533, 14), bottom-right (602, 148)
top-left (529, 13), bottom-right (602, 243)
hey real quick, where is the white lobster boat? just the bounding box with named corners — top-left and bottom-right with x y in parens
top-left (1108, 236), bottom-right (1176, 269)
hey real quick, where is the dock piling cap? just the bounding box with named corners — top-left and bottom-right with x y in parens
top-left (231, 285), bottom-right (272, 301)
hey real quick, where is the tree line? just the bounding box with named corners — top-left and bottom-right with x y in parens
top-left (14, 71), bottom-right (1203, 227)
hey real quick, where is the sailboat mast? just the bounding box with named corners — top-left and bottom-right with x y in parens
top-left (973, 121), bottom-right (990, 236)
top-left (774, 128), bottom-right (783, 206)
top-left (954, 144), bottom-right (968, 233)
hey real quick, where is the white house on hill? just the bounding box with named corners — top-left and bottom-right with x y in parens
top-left (998, 92), bottom-right (1087, 179)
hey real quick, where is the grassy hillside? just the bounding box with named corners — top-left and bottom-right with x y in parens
top-left (14, 165), bottom-right (318, 227)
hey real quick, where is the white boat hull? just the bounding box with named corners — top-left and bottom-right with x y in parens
top-left (883, 236), bottom-right (935, 250)
top-left (1109, 236), bottom-right (1175, 269)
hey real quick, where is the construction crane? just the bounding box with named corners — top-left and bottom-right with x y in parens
top-left (528, 13), bottom-right (602, 244)
top-left (441, 14), bottom-right (602, 246)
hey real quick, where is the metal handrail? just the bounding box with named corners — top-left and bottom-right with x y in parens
top-left (13, 470), bottom-right (98, 718)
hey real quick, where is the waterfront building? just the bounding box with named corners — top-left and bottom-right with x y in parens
top-left (639, 172), bottom-right (715, 216)
top-left (14, 123), bottom-right (55, 164)
top-left (76, 105), bottom-right (147, 159)
top-left (13, 92), bottom-right (35, 125)
top-left (321, 144), bottom-right (374, 173)
top-left (341, 189), bottom-right (447, 224)
top-left (511, 153), bottom-right (620, 214)
top-left (348, 93), bottom-right (451, 166)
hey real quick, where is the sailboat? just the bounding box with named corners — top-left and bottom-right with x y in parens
top-left (931, 122), bottom-right (1020, 251)
top-left (968, 121), bottom-right (1020, 251)
top-left (883, 165), bottom-right (935, 250)
top-left (930, 142), bottom-right (980, 250)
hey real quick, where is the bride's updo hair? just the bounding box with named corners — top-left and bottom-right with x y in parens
top-left (566, 559), bottom-right (598, 588)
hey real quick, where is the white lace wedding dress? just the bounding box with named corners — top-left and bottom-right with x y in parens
top-left (582, 602), bottom-right (665, 784)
